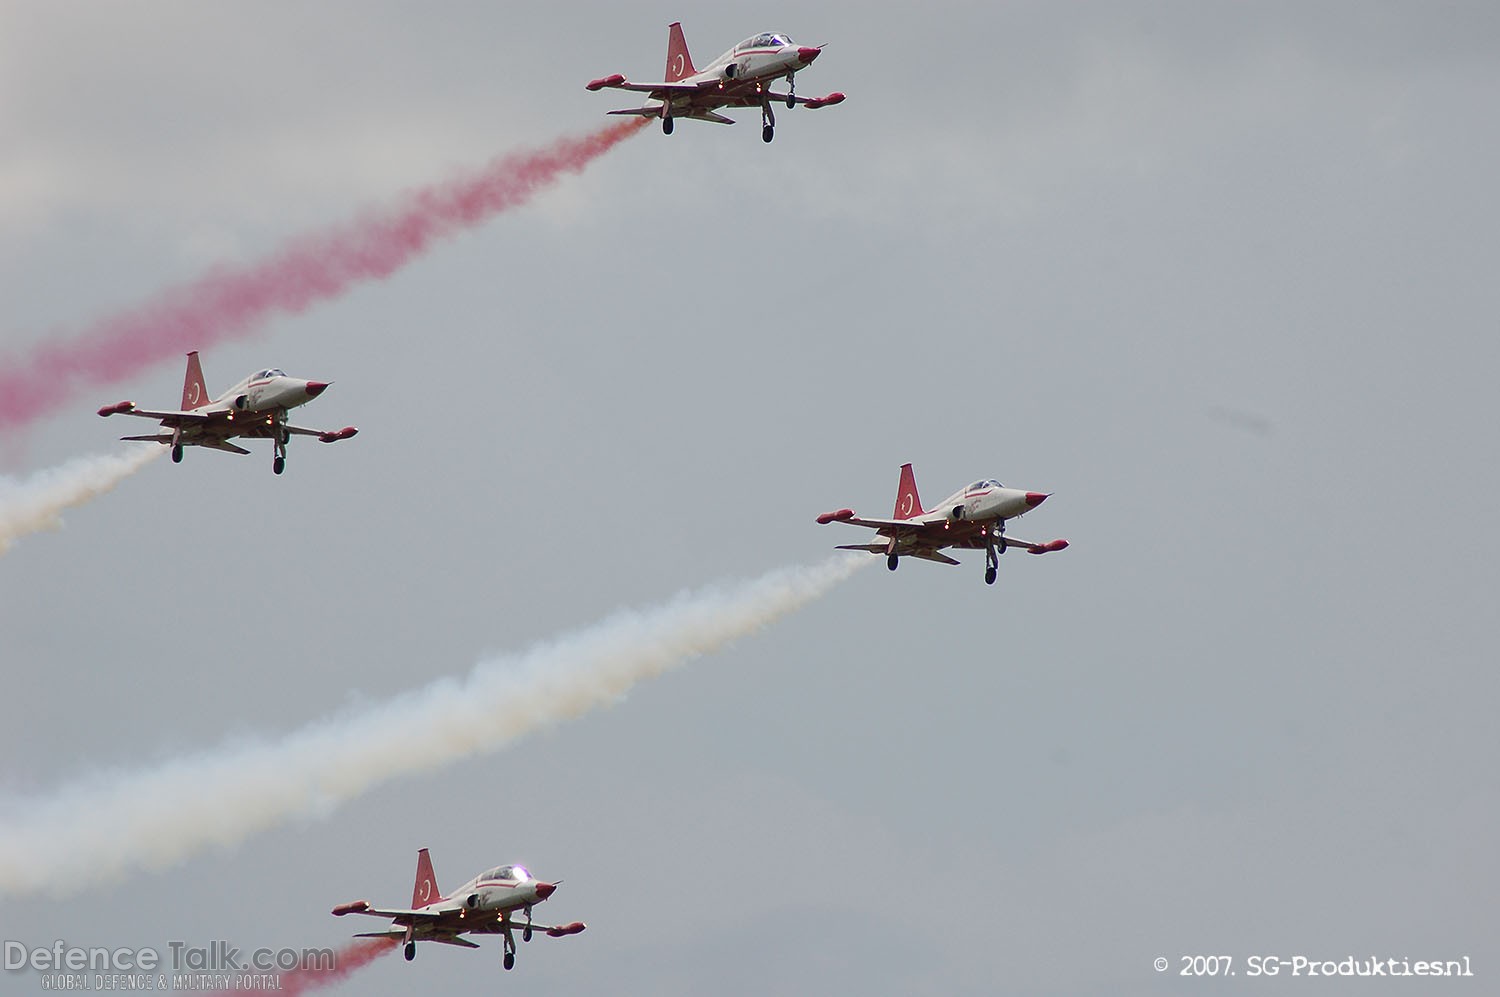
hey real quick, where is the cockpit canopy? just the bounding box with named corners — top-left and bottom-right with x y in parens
top-left (736, 32), bottom-right (793, 51)
top-left (253, 368), bottom-right (286, 380)
top-left (479, 864), bottom-right (530, 883)
top-left (968, 479), bottom-right (1003, 491)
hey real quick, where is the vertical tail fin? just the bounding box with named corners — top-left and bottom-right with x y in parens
top-left (893, 463), bottom-right (924, 519)
top-left (411, 848), bottom-right (440, 908)
top-left (180, 352), bottom-right (210, 410)
top-left (665, 22), bottom-right (696, 82)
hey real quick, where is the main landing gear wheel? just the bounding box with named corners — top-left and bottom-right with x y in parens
top-left (273, 456), bottom-right (285, 475)
top-left (887, 554), bottom-right (899, 571)
top-left (403, 942), bottom-right (415, 962)
top-left (523, 925), bottom-right (533, 943)
top-left (503, 951), bottom-right (515, 971)
top-left (662, 116), bottom-right (674, 135)
top-left (985, 565), bottom-right (998, 585)
top-left (762, 124), bottom-right (775, 143)
top-left (171, 445), bottom-right (183, 463)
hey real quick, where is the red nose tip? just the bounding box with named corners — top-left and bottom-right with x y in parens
top-left (1024, 492), bottom-right (1049, 508)
top-left (305, 381), bottom-right (329, 397)
top-left (533, 881), bottom-right (557, 900)
top-left (797, 46), bottom-right (821, 64)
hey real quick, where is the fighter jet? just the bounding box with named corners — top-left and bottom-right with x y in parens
top-left (97, 351), bottom-right (357, 475)
top-left (332, 849), bottom-right (585, 971)
top-left (587, 22), bottom-right (845, 143)
top-left (818, 463), bottom-right (1069, 585)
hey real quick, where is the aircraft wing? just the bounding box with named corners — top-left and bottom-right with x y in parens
top-left (103, 407), bottom-right (217, 425)
top-left (1001, 537), bottom-right (1071, 555)
top-left (762, 90), bottom-right (847, 109)
top-left (589, 76), bottom-right (718, 96)
top-left (332, 902), bottom-right (447, 921)
top-left (826, 514), bottom-right (945, 531)
top-left (283, 423), bottom-right (359, 442)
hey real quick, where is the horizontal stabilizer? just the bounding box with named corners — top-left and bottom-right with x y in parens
top-left (910, 550), bottom-right (962, 566)
top-left (608, 106), bottom-right (662, 118)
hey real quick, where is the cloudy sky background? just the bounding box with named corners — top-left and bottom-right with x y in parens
top-left (2, 2), bottom-right (1497, 994)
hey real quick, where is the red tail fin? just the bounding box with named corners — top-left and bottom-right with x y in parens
top-left (665, 22), bottom-right (696, 82)
top-left (893, 463), bottom-right (924, 519)
top-left (411, 848), bottom-right (440, 908)
top-left (180, 352), bottom-right (209, 410)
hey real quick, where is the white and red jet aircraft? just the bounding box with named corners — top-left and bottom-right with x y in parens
top-left (97, 351), bottom-right (357, 475)
top-left (587, 22), bottom-right (845, 143)
top-left (818, 464), bottom-right (1070, 585)
top-left (332, 849), bottom-right (585, 971)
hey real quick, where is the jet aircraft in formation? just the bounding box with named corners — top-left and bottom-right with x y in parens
top-left (588, 22), bottom-right (845, 142)
top-left (332, 849), bottom-right (585, 971)
top-left (85, 29), bottom-right (1067, 983)
top-left (98, 351), bottom-right (357, 474)
top-left (818, 463), bottom-right (1070, 584)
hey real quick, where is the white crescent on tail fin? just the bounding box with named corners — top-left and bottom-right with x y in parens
top-left (181, 352), bottom-right (210, 410)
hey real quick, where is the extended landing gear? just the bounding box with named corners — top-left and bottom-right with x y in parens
top-left (761, 99), bottom-right (776, 143)
top-left (502, 930), bottom-right (517, 971)
top-left (523, 905), bottom-right (534, 943)
top-left (171, 444), bottom-right (183, 464)
top-left (662, 114), bottom-right (674, 135)
top-left (272, 415), bottom-right (288, 475)
top-left (503, 950), bottom-right (515, 971)
top-left (984, 525), bottom-right (1006, 585)
top-left (887, 554), bottom-right (899, 571)
top-left (403, 941), bottom-right (415, 962)
top-left (787, 72), bottom-right (797, 109)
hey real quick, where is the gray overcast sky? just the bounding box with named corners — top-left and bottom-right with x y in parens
top-left (3, 2), bottom-right (1497, 994)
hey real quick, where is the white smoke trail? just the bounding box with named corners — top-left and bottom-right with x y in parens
top-left (0, 447), bottom-right (162, 554)
top-left (0, 555), bottom-right (867, 897)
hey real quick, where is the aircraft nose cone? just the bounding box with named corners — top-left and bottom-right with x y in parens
top-left (304, 381), bottom-right (330, 397)
top-left (797, 46), bottom-right (821, 64)
top-left (1024, 492), bottom-right (1049, 508)
top-left (533, 881), bottom-right (557, 900)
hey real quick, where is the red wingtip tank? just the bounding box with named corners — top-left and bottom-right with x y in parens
top-left (586, 74), bottom-right (625, 91)
top-left (97, 401), bottom-right (135, 417)
top-left (815, 508), bottom-right (855, 525)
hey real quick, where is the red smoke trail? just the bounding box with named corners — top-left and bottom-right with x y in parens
top-left (0, 117), bottom-right (647, 434)
top-left (205, 937), bottom-right (397, 996)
